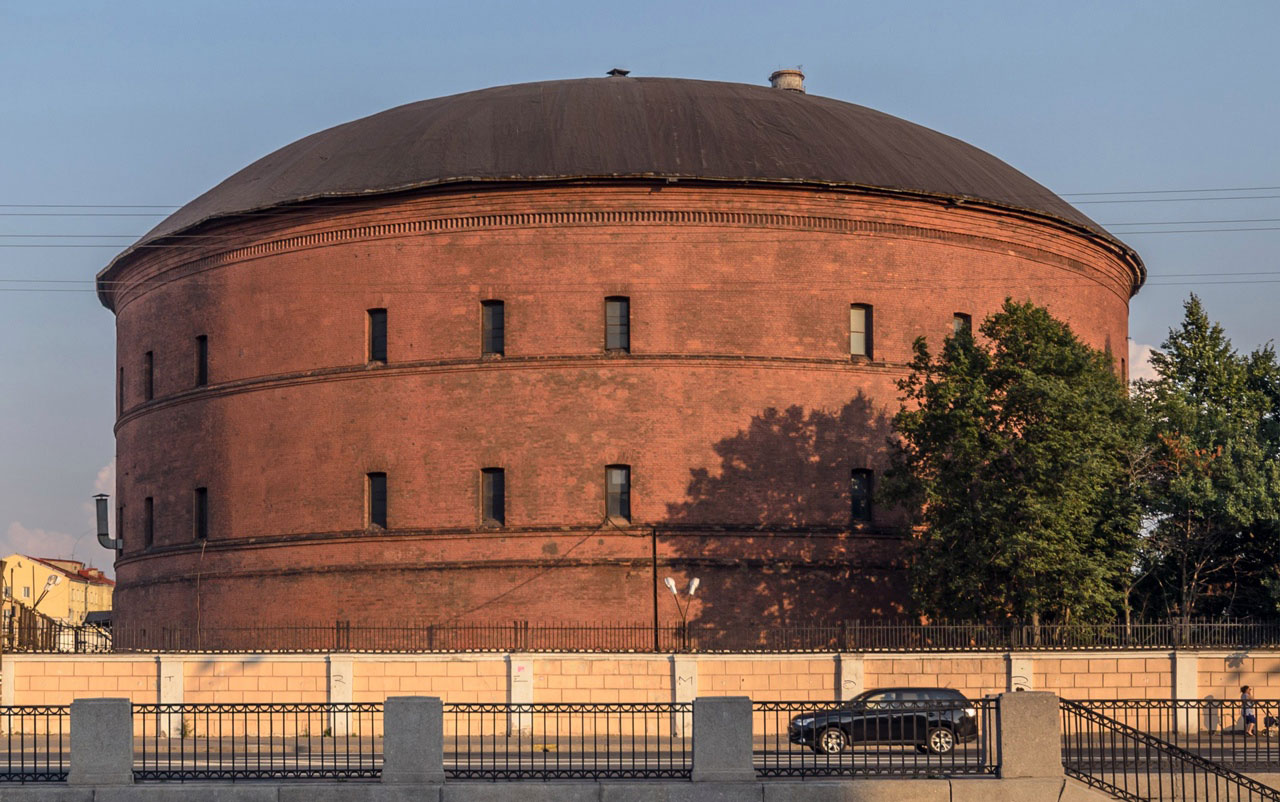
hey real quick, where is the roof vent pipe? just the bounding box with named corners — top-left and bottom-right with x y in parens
top-left (94, 493), bottom-right (121, 554)
top-left (769, 69), bottom-right (805, 93)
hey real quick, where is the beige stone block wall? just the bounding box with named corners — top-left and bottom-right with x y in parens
top-left (5, 650), bottom-right (1280, 713)
top-left (696, 656), bottom-right (834, 701)
top-left (533, 657), bottom-right (671, 705)
top-left (863, 656), bottom-right (1004, 698)
top-left (1038, 656), bottom-right (1172, 701)
top-left (351, 656), bottom-right (507, 703)
top-left (9, 657), bottom-right (159, 706)
top-left (183, 657), bottom-right (328, 704)
top-left (1198, 655), bottom-right (1280, 701)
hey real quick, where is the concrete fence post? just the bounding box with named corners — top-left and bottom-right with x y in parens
top-left (996, 691), bottom-right (1062, 779)
top-left (327, 655), bottom-right (354, 736)
top-left (837, 653), bottom-right (864, 701)
top-left (691, 696), bottom-right (755, 783)
top-left (69, 697), bottom-right (133, 786)
top-left (672, 656), bottom-right (696, 738)
top-left (1173, 651), bottom-right (1201, 734)
top-left (507, 655), bottom-right (533, 736)
top-left (382, 696), bottom-right (445, 785)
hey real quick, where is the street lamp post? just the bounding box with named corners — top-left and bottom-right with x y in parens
top-left (32, 574), bottom-right (61, 612)
top-left (663, 576), bottom-right (699, 652)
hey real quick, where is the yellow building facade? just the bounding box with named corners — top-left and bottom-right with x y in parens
top-left (1, 555), bottom-right (114, 625)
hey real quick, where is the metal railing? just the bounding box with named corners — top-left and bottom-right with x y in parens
top-left (1061, 699), bottom-right (1280, 801)
top-left (132, 703), bottom-right (382, 781)
top-left (67, 618), bottom-right (1280, 654)
top-left (3, 605), bottom-right (112, 654)
top-left (1071, 699), bottom-right (1280, 771)
top-left (443, 702), bottom-right (692, 780)
top-left (0, 706), bottom-right (69, 782)
top-left (753, 698), bottom-right (998, 778)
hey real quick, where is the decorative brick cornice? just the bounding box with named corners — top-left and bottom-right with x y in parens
top-left (107, 202), bottom-right (1137, 313)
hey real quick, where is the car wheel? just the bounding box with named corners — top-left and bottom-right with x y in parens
top-left (815, 727), bottom-right (848, 755)
top-left (926, 727), bottom-right (955, 755)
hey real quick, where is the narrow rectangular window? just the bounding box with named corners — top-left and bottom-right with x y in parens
top-left (368, 309), bottom-right (387, 363)
top-left (116, 504), bottom-right (125, 553)
top-left (194, 487), bottom-right (208, 540)
top-left (605, 297), bottom-right (630, 352)
top-left (482, 468), bottom-right (505, 525)
top-left (143, 497), bottom-right (154, 549)
top-left (850, 469), bottom-right (873, 523)
top-left (482, 300), bottom-right (504, 355)
top-left (117, 367), bottom-right (124, 415)
top-left (195, 335), bottom-right (208, 386)
top-left (953, 313), bottom-right (972, 336)
top-left (367, 472), bottom-right (387, 528)
top-left (850, 304), bottom-right (872, 358)
top-left (606, 465), bottom-right (631, 522)
top-left (144, 351), bottom-right (154, 401)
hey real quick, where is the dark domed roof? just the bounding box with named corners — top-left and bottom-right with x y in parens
top-left (112, 77), bottom-right (1138, 270)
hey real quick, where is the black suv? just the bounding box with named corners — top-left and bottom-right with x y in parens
top-left (789, 687), bottom-right (979, 755)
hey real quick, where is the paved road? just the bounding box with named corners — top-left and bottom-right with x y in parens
top-left (0, 735), bottom-right (1275, 779)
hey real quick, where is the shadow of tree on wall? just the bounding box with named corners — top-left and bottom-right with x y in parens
top-left (659, 393), bottom-right (910, 641)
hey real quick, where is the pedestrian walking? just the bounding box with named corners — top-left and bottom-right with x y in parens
top-left (1241, 685), bottom-right (1257, 736)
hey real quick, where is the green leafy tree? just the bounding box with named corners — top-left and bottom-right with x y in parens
top-left (884, 300), bottom-right (1141, 625)
top-left (1246, 346), bottom-right (1280, 614)
top-left (1133, 296), bottom-right (1280, 619)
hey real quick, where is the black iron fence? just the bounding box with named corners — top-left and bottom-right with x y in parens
top-left (3, 604), bottom-right (111, 654)
top-left (443, 702), bottom-right (692, 780)
top-left (1061, 699), bottom-right (1280, 801)
top-left (132, 703), bottom-right (382, 781)
top-left (81, 618), bottom-right (1280, 654)
top-left (1071, 699), bottom-right (1280, 771)
top-left (0, 706), bottom-right (69, 783)
top-left (754, 698), bottom-right (998, 778)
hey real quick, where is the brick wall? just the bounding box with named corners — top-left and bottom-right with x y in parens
top-left (104, 183), bottom-right (1139, 634)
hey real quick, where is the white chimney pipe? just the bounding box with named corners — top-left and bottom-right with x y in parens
top-left (769, 69), bottom-right (805, 93)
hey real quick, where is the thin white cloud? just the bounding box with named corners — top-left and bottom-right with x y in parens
top-left (85, 458), bottom-right (116, 534)
top-left (93, 458), bottom-right (115, 497)
top-left (1129, 341), bottom-right (1160, 383)
top-left (3, 521), bottom-right (77, 560)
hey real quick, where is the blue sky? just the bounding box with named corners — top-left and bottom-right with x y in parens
top-left (1, 0), bottom-right (1277, 572)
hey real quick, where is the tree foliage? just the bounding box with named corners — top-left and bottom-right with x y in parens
top-left (1132, 295), bottom-right (1280, 619)
top-left (885, 299), bottom-right (1141, 624)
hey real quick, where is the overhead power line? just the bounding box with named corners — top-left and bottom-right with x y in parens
top-left (3, 224), bottom-right (1280, 249)
top-left (5, 193), bottom-right (1280, 216)
top-left (1059, 185), bottom-right (1280, 196)
top-left (7, 271), bottom-right (1280, 294)
top-left (2, 182), bottom-right (1280, 213)
top-left (5, 183), bottom-right (1280, 206)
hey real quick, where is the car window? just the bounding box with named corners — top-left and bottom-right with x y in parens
top-left (862, 691), bottom-right (896, 708)
top-left (897, 690), bottom-right (925, 702)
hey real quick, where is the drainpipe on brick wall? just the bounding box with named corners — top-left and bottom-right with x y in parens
top-left (651, 526), bottom-right (660, 652)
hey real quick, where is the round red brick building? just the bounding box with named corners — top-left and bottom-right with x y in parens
top-left (98, 74), bottom-right (1143, 646)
